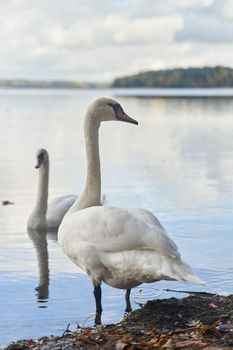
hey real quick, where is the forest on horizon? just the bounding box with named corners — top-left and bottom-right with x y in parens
top-left (112, 66), bottom-right (233, 88)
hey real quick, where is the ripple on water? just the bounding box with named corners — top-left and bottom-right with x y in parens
top-left (131, 286), bottom-right (162, 305)
top-left (120, 286), bottom-right (162, 305)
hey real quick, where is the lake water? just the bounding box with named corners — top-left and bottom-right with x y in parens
top-left (0, 88), bottom-right (233, 346)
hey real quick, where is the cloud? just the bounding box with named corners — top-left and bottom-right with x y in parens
top-left (104, 15), bottom-right (182, 45)
top-left (0, 0), bottom-right (232, 81)
top-left (176, 0), bottom-right (233, 43)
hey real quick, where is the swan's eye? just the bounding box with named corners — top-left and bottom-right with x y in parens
top-left (38, 154), bottom-right (44, 162)
top-left (108, 102), bottom-right (138, 125)
top-left (108, 103), bottom-right (124, 120)
top-left (35, 152), bottom-right (45, 168)
top-left (108, 103), bottom-right (120, 115)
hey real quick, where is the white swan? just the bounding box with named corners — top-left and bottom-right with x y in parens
top-left (58, 98), bottom-right (204, 321)
top-left (27, 149), bottom-right (77, 230)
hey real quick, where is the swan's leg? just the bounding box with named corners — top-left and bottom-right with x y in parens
top-left (93, 285), bottom-right (102, 325)
top-left (125, 288), bottom-right (132, 313)
top-left (93, 285), bottom-right (102, 313)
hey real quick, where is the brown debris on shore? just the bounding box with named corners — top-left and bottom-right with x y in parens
top-left (5, 294), bottom-right (233, 350)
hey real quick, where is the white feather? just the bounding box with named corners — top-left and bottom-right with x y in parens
top-left (46, 194), bottom-right (77, 229)
top-left (58, 98), bottom-right (204, 294)
top-left (59, 205), bottom-right (204, 288)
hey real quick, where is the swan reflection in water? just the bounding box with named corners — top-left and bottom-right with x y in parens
top-left (27, 227), bottom-right (103, 325)
top-left (27, 228), bottom-right (57, 306)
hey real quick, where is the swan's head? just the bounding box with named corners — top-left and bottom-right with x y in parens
top-left (87, 98), bottom-right (138, 125)
top-left (35, 148), bottom-right (49, 169)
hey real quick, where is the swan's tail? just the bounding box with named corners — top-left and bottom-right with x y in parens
top-left (164, 257), bottom-right (205, 286)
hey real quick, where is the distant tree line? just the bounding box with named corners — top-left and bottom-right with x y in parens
top-left (111, 66), bottom-right (233, 88)
top-left (0, 79), bottom-right (91, 89)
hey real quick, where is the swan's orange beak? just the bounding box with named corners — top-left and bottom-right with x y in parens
top-left (117, 109), bottom-right (138, 125)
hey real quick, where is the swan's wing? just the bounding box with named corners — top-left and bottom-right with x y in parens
top-left (124, 207), bottom-right (177, 255)
top-left (47, 194), bottom-right (77, 228)
top-left (125, 208), bottom-right (165, 230)
top-left (59, 206), bottom-right (180, 259)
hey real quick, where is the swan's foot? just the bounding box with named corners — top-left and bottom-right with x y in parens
top-left (93, 285), bottom-right (103, 314)
top-left (125, 288), bottom-right (132, 313)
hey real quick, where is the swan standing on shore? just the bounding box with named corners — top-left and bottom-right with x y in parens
top-left (27, 149), bottom-right (77, 230)
top-left (58, 98), bottom-right (204, 321)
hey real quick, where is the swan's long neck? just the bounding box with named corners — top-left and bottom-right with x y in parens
top-left (72, 113), bottom-right (101, 211)
top-left (35, 163), bottom-right (49, 216)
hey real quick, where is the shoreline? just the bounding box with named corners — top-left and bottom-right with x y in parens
top-left (4, 293), bottom-right (233, 349)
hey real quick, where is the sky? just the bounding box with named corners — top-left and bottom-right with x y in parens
top-left (1, 0), bottom-right (233, 82)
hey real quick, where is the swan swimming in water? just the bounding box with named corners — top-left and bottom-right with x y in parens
top-left (58, 97), bottom-right (204, 322)
top-left (27, 149), bottom-right (77, 230)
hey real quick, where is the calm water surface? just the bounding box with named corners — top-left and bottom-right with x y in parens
top-left (0, 88), bottom-right (233, 346)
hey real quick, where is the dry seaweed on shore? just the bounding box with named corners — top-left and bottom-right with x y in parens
top-left (5, 294), bottom-right (233, 350)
